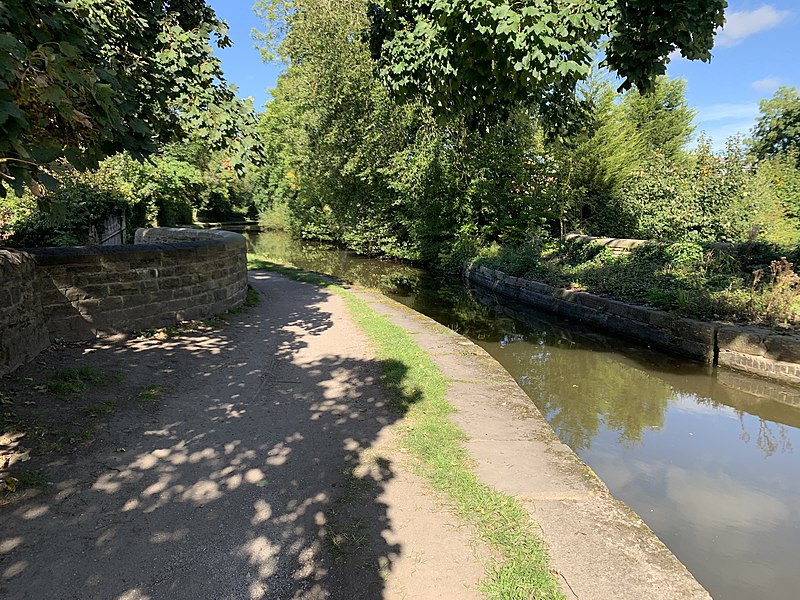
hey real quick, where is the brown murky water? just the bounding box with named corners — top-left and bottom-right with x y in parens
top-left (249, 231), bottom-right (800, 600)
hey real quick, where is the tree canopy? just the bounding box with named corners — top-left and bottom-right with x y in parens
top-left (750, 86), bottom-right (800, 164)
top-left (0, 0), bottom-right (261, 196)
top-left (367, 0), bottom-right (727, 127)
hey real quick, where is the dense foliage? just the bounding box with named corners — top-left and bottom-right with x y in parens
top-left (4, 0), bottom-right (800, 327)
top-left (253, 0), bottom-right (547, 261)
top-left (252, 0), bottom-right (800, 265)
top-left (0, 0), bottom-right (262, 195)
top-left (1, 140), bottom-right (258, 247)
top-left (473, 239), bottom-right (800, 326)
top-left (247, 0), bottom-right (800, 326)
top-left (367, 0), bottom-right (726, 126)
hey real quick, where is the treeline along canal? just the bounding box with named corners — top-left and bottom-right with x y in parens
top-left (248, 231), bottom-right (800, 600)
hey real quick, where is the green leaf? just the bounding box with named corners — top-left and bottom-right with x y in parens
top-left (30, 143), bottom-right (62, 163)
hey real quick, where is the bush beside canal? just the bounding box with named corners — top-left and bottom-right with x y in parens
top-left (468, 237), bottom-right (800, 329)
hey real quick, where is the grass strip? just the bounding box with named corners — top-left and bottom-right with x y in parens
top-left (249, 258), bottom-right (563, 600)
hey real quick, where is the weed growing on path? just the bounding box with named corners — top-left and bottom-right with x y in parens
top-left (1, 469), bottom-right (48, 504)
top-left (39, 367), bottom-right (105, 396)
top-left (138, 385), bottom-right (166, 405)
top-left (85, 400), bottom-right (116, 416)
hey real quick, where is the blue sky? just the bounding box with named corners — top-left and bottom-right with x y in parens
top-left (209, 1), bottom-right (798, 149)
top-left (207, 1), bottom-right (282, 109)
top-left (667, 1), bottom-right (799, 147)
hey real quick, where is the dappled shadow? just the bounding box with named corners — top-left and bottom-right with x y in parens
top-left (0, 271), bottom-right (418, 599)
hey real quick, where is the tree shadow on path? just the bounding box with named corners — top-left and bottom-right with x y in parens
top-left (0, 271), bottom-right (421, 600)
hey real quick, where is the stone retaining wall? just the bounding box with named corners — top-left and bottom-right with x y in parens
top-left (465, 264), bottom-right (800, 386)
top-left (0, 250), bottom-right (50, 375)
top-left (564, 233), bottom-right (648, 255)
top-left (717, 326), bottom-right (800, 384)
top-left (0, 228), bottom-right (247, 376)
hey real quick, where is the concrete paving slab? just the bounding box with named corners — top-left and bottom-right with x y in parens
top-left (466, 439), bottom-right (600, 499)
top-left (526, 496), bottom-right (708, 600)
top-left (424, 350), bottom-right (505, 383)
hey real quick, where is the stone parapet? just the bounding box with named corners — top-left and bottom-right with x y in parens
top-left (564, 233), bottom-right (649, 255)
top-left (0, 250), bottom-right (50, 375)
top-left (0, 228), bottom-right (247, 376)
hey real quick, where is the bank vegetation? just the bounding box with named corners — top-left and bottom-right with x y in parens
top-left (3, 0), bottom-right (800, 328)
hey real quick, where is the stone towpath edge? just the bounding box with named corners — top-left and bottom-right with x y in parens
top-left (346, 284), bottom-right (712, 600)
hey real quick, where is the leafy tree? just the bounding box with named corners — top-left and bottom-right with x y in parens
top-left (542, 74), bottom-right (694, 235)
top-left (750, 86), bottom-right (800, 164)
top-left (541, 74), bottom-right (643, 235)
top-left (254, 0), bottom-right (546, 260)
top-left (255, 0), bottom-right (786, 259)
top-left (367, 0), bottom-right (726, 126)
top-left (101, 141), bottom-right (258, 227)
top-left (592, 136), bottom-right (755, 242)
top-left (2, 161), bottom-right (150, 247)
top-left (0, 0), bottom-right (262, 195)
top-left (620, 77), bottom-right (695, 162)
top-left (747, 152), bottom-right (800, 246)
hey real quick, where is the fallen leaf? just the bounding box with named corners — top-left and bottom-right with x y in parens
top-left (2, 476), bottom-right (19, 493)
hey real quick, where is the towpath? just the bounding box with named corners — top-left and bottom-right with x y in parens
top-left (0, 270), bottom-right (709, 599)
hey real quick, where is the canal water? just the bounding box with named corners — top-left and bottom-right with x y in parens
top-left (248, 231), bottom-right (800, 600)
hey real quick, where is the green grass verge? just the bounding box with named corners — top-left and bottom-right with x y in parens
top-left (138, 384), bottom-right (166, 405)
top-left (249, 258), bottom-right (563, 600)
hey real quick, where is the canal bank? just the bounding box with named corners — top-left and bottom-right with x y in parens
top-left (1, 266), bottom-right (705, 599)
top-left (345, 284), bottom-right (711, 599)
top-left (465, 263), bottom-right (800, 387)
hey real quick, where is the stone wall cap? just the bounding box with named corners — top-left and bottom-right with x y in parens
top-left (0, 248), bottom-right (36, 275)
top-left (135, 227), bottom-right (246, 247)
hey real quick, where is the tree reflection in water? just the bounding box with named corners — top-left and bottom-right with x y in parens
top-left (500, 335), bottom-right (671, 452)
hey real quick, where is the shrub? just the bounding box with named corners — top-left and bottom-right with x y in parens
top-left (470, 237), bottom-right (800, 326)
top-left (2, 164), bottom-right (149, 247)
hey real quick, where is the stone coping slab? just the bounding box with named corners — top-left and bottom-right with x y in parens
top-left (349, 288), bottom-right (711, 600)
top-left (466, 264), bottom-right (800, 389)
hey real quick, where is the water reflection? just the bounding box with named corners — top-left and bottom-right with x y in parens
top-left (247, 231), bottom-right (800, 600)
top-left (469, 285), bottom-right (800, 457)
top-left (509, 340), bottom-right (671, 452)
top-left (246, 231), bottom-right (426, 294)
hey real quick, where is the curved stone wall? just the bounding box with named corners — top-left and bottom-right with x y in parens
top-left (0, 228), bottom-right (247, 376)
top-left (465, 263), bottom-right (800, 387)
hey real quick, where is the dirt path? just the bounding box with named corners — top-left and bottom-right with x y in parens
top-left (0, 272), bottom-right (485, 600)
